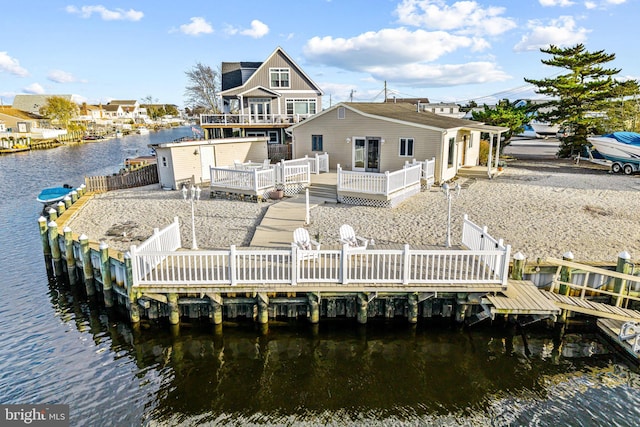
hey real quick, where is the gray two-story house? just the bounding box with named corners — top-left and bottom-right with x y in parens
top-left (200, 47), bottom-right (323, 145)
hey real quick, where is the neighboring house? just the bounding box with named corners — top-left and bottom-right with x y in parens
top-left (12, 94), bottom-right (77, 115)
top-left (385, 98), bottom-right (464, 118)
top-left (104, 100), bottom-right (148, 122)
top-left (151, 137), bottom-right (269, 190)
top-left (289, 102), bottom-right (507, 183)
top-left (0, 106), bottom-right (67, 139)
top-left (200, 47), bottom-right (323, 144)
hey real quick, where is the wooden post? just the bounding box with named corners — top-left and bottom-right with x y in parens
top-left (70, 190), bottom-right (78, 203)
top-left (79, 234), bottom-right (95, 296)
top-left (56, 201), bottom-right (66, 216)
top-left (124, 252), bottom-right (140, 324)
top-left (168, 293), bottom-right (179, 325)
top-left (408, 293), bottom-right (418, 324)
top-left (308, 293), bottom-right (320, 324)
top-left (47, 220), bottom-right (64, 277)
top-left (63, 196), bottom-right (72, 209)
top-left (48, 207), bottom-right (58, 222)
top-left (559, 251), bottom-right (573, 296)
top-left (38, 216), bottom-right (50, 258)
top-left (100, 241), bottom-right (113, 307)
top-left (357, 293), bottom-right (368, 324)
top-left (614, 251), bottom-right (631, 307)
top-left (63, 227), bottom-right (77, 285)
top-left (257, 293), bottom-right (269, 324)
top-left (511, 251), bottom-right (525, 280)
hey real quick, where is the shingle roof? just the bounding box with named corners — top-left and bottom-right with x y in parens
top-left (0, 106), bottom-right (42, 120)
top-left (344, 102), bottom-right (489, 130)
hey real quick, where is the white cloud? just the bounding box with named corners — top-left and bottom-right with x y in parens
top-left (366, 62), bottom-right (511, 87)
top-left (239, 20), bottom-right (270, 38)
top-left (0, 52), bottom-right (28, 77)
top-left (47, 70), bottom-right (77, 83)
top-left (585, 1), bottom-right (597, 8)
top-left (23, 83), bottom-right (45, 94)
top-left (513, 16), bottom-right (589, 52)
top-left (304, 28), bottom-right (479, 70)
top-left (395, 0), bottom-right (516, 36)
top-left (178, 17), bottom-right (213, 36)
top-left (65, 5), bottom-right (143, 21)
top-left (539, 0), bottom-right (575, 6)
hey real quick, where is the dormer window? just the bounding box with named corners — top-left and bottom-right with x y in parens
top-left (270, 68), bottom-right (290, 88)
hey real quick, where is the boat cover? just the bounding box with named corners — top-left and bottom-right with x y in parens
top-left (603, 132), bottom-right (640, 145)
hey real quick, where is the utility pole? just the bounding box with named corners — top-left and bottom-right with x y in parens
top-left (349, 89), bottom-right (356, 102)
top-left (384, 81), bottom-right (387, 102)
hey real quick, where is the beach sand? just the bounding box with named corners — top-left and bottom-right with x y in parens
top-left (65, 159), bottom-right (640, 263)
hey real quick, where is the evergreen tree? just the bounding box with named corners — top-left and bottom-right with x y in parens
top-left (471, 99), bottom-right (528, 149)
top-left (525, 44), bottom-right (638, 157)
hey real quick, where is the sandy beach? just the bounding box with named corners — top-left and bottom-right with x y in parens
top-left (65, 159), bottom-right (640, 263)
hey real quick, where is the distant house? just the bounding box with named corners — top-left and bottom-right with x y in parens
top-left (200, 47), bottom-right (323, 145)
top-left (12, 94), bottom-right (76, 115)
top-left (150, 137), bottom-right (269, 190)
top-left (0, 106), bottom-right (67, 139)
top-left (289, 102), bottom-right (507, 183)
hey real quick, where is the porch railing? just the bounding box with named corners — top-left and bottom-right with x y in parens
top-left (405, 157), bottom-right (436, 186)
top-left (210, 161), bottom-right (310, 193)
top-left (337, 164), bottom-right (422, 196)
top-left (199, 113), bottom-right (312, 126)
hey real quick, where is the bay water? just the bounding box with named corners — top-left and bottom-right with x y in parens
top-left (0, 127), bottom-right (638, 426)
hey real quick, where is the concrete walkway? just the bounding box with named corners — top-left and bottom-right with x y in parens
top-left (249, 173), bottom-right (337, 248)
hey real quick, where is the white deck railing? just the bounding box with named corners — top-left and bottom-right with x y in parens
top-left (199, 113), bottom-right (312, 126)
top-left (405, 157), bottom-right (436, 186)
top-left (461, 214), bottom-right (511, 284)
top-left (210, 162), bottom-right (310, 193)
top-left (210, 167), bottom-right (276, 192)
top-left (130, 217), bottom-right (181, 280)
top-left (131, 217), bottom-right (511, 288)
top-left (337, 164), bottom-right (422, 195)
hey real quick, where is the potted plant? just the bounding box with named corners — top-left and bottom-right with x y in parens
top-left (270, 184), bottom-right (285, 199)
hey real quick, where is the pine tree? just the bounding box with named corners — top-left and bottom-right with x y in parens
top-left (525, 44), bottom-right (638, 157)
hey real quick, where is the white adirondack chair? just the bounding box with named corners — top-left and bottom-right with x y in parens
top-left (339, 224), bottom-right (368, 249)
top-left (293, 228), bottom-right (321, 261)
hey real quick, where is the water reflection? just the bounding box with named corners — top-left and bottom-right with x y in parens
top-left (46, 270), bottom-right (638, 426)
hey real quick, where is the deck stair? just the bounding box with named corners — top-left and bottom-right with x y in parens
top-left (307, 182), bottom-right (337, 202)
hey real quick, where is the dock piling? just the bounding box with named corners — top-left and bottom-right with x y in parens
top-left (63, 227), bottom-right (77, 285)
top-left (79, 234), bottom-right (95, 296)
top-left (614, 251), bottom-right (632, 307)
top-left (168, 293), bottom-right (179, 325)
top-left (100, 241), bottom-right (113, 307)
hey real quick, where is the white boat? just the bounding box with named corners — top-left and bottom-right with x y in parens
top-left (137, 126), bottom-right (150, 135)
top-left (587, 132), bottom-right (640, 174)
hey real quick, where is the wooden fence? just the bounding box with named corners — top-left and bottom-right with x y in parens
top-left (85, 164), bottom-right (159, 193)
top-left (268, 143), bottom-right (292, 160)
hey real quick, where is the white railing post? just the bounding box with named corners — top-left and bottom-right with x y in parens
top-left (229, 245), bottom-right (237, 286)
top-left (252, 168), bottom-right (259, 193)
top-left (291, 243), bottom-right (298, 286)
top-left (314, 153), bottom-right (320, 174)
top-left (385, 171), bottom-right (390, 196)
top-left (502, 244), bottom-right (512, 287)
top-left (129, 244), bottom-right (138, 286)
top-left (337, 164), bottom-right (342, 191)
top-left (341, 243), bottom-right (349, 284)
top-left (403, 244), bottom-right (411, 285)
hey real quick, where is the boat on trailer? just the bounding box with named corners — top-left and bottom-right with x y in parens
top-left (36, 186), bottom-right (73, 204)
top-left (587, 132), bottom-right (640, 174)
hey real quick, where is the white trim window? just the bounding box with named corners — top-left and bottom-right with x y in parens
top-left (286, 98), bottom-right (316, 115)
top-left (399, 137), bottom-right (414, 157)
top-left (270, 68), bottom-right (290, 88)
top-left (338, 107), bottom-right (345, 119)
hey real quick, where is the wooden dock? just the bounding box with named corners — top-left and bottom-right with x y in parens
top-left (485, 280), bottom-right (561, 318)
top-left (542, 291), bottom-right (640, 322)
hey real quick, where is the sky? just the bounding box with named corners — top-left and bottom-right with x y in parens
top-left (1, 0), bottom-right (638, 109)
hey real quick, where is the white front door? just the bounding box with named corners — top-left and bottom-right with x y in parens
top-left (249, 99), bottom-right (271, 122)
